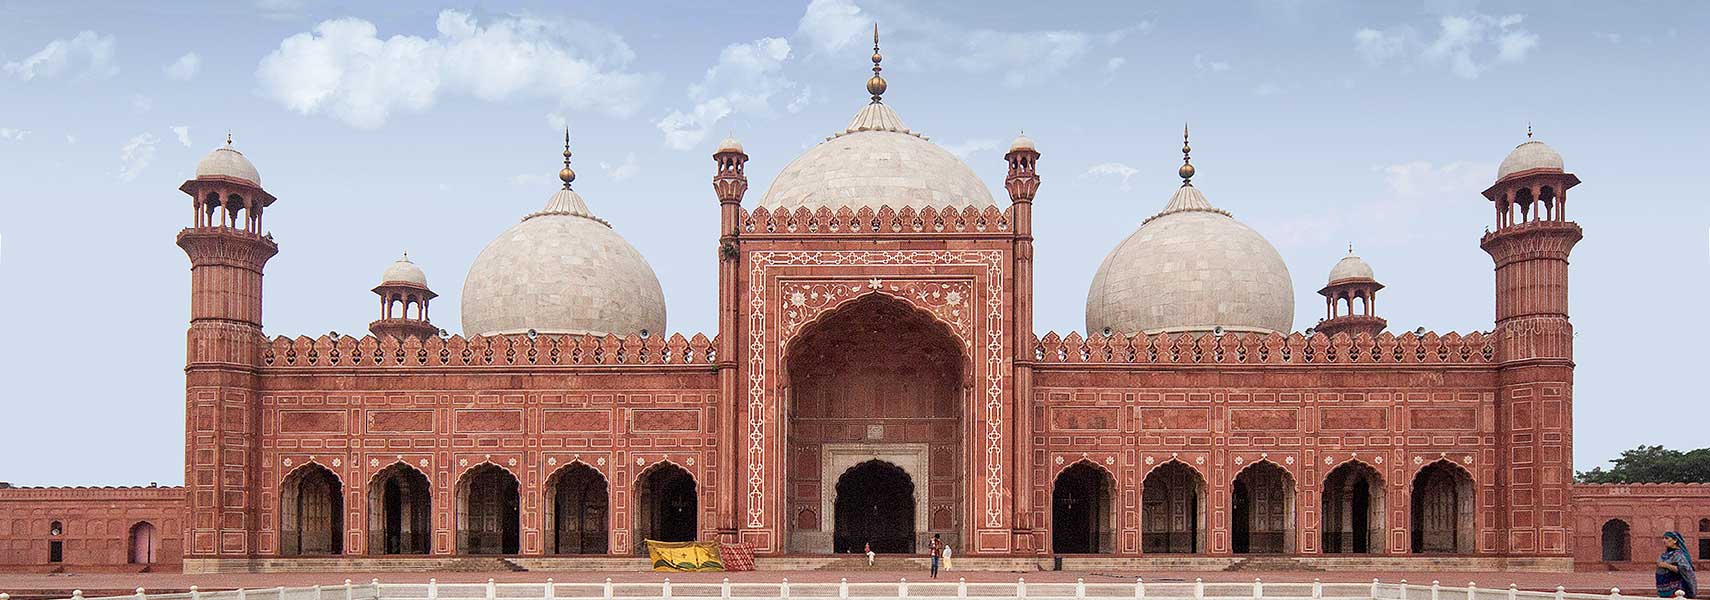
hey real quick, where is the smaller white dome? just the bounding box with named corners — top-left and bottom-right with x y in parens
top-left (1327, 251), bottom-right (1374, 283)
top-left (195, 144), bottom-right (261, 186)
top-left (1496, 139), bottom-right (1563, 180)
top-left (1009, 133), bottom-right (1035, 152)
top-left (717, 136), bottom-right (744, 154)
top-left (381, 252), bottom-right (428, 287)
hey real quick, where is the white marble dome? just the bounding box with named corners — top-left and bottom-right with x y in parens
top-left (195, 143), bottom-right (261, 186)
top-left (380, 253), bottom-right (428, 287)
top-left (460, 186), bottom-right (666, 337)
top-left (1327, 251), bottom-right (1374, 283)
top-left (1086, 183), bottom-right (1295, 335)
top-left (1496, 138), bottom-right (1563, 181)
top-left (757, 102), bottom-right (996, 211)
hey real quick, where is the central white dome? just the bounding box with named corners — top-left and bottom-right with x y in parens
top-left (461, 186), bottom-right (666, 337)
top-left (757, 103), bottom-right (996, 211)
top-left (1086, 180), bottom-right (1294, 335)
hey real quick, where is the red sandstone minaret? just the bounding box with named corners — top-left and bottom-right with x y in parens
top-left (1480, 128), bottom-right (1581, 557)
top-left (368, 252), bottom-right (439, 340)
top-left (712, 133), bottom-right (748, 542)
top-left (1314, 245), bottom-right (1386, 338)
top-left (1004, 131), bottom-right (1041, 551)
top-left (176, 134), bottom-right (278, 561)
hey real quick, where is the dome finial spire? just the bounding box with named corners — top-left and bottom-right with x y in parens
top-left (558, 128), bottom-right (576, 189)
top-left (225, 131), bottom-right (233, 146)
top-left (1178, 122), bottom-right (1196, 186)
top-left (1347, 242), bottom-right (1354, 254)
top-left (1526, 122), bottom-right (1533, 139)
top-left (866, 23), bottom-right (887, 104)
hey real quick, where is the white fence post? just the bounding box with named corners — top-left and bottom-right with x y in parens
top-left (603, 579), bottom-right (613, 600)
top-left (899, 577), bottom-right (907, 599)
top-left (1610, 588), bottom-right (1621, 600)
top-left (959, 578), bottom-right (968, 600)
top-left (1195, 578), bottom-right (1205, 600)
top-left (1137, 577), bottom-right (1146, 600)
top-left (545, 579), bottom-right (555, 600)
top-left (277, 585), bottom-right (287, 600)
top-left (1432, 580), bottom-right (1441, 600)
top-left (1255, 578), bottom-right (1264, 600)
top-left (136, 588), bottom-right (147, 600)
top-left (1507, 584), bottom-right (1517, 600)
top-left (485, 580), bottom-right (495, 600)
top-left (1371, 579), bottom-right (1381, 600)
top-left (310, 586), bottom-right (319, 600)
top-left (1314, 579), bottom-right (1323, 600)
top-left (428, 579), bottom-right (438, 600)
top-left (837, 579), bottom-right (847, 600)
top-left (1675, 592), bottom-right (1687, 598)
top-left (1467, 582), bottom-right (1476, 600)
top-left (1018, 578), bottom-right (1028, 600)
top-left (1078, 578), bottom-right (1087, 600)
top-left (238, 588), bottom-right (247, 600)
top-left (345, 579), bottom-right (354, 600)
top-left (72, 592), bottom-right (84, 600)
top-left (1556, 586), bottom-right (1567, 600)
top-left (780, 579), bottom-right (790, 600)
top-left (724, 578), bottom-right (734, 600)
top-left (663, 578), bottom-right (673, 600)
top-left (188, 587), bottom-right (198, 600)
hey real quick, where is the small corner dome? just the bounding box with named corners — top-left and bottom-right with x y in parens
top-left (381, 253), bottom-right (428, 287)
top-left (1009, 133), bottom-right (1035, 152)
top-left (717, 136), bottom-right (744, 154)
top-left (195, 144), bottom-right (261, 186)
top-left (758, 102), bottom-right (996, 212)
top-left (461, 182), bottom-right (666, 338)
top-left (1496, 139), bottom-right (1564, 180)
top-left (1327, 252), bottom-right (1374, 283)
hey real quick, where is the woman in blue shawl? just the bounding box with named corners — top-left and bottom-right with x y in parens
top-left (1657, 531), bottom-right (1697, 598)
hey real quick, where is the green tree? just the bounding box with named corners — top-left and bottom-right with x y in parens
top-left (1577, 445), bottom-right (1710, 483)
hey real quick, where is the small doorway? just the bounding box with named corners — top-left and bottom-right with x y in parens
top-left (1232, 461), bottom-right (1294, 554)
top-left (1052, 462), bottom-right (1115, 554)
top-left (1141, 462), bottom-right (1204, 553)
top-left (833, 460), bottom-right (916, 553)
top-left (1410, 461), bottom-right (1474, 554)
top-left (456, 464), bottom-right (520, 555)
top-left (1321, 462), bottom-right (1384, 554)
top-left (546, 463), bottom-right (609, 554)
top-left (370, 463), bottom-right (431, 555)
top-left (128, 522), bottom-right (158, 564)
top-left (634, 463), bottom-right (697, 554)
top-left (280, 464), bottom-right (344, 555)
top-left (1600, 519), bottom-right (1631, 562)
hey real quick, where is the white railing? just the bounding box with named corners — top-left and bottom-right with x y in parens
top-left (10, 579), bottom-right (1686, 600)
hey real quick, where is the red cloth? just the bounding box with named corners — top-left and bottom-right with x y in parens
top-left (718, 541), bottom-right (756, 572)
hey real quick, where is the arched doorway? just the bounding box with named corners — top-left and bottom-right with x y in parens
top-left (833, 460), bottom-right (916, 553)
top-left (784, 294), bottom-right (965, 553)
top-left (1410, 461), bottom-right (1474, 554)
top-left (127, 522), bottom-right (157, 565)
top-left (1600, 519), bottom-right (1631, 562)
top-left (634, 462), bottom-right (696, 554)
top-left (280, 463), bottom-right (343, 555)
top-left (369, 463), bottom-right (431, 555)
top-left (1700, 519), bottom-right (1709, 559)
top-left (1321, 461), bottom-right (1384, 554)
top-left (1141, 461), bottom-right (1204, 553)
top-left (1052, 462), bottom-right (1115, 554)
top-left (1232, 461), bottom-right (1294, 554)
top-left (546, 463), bottom-right (609, 554)
top-left (456, 464), bottom-right (519, 555)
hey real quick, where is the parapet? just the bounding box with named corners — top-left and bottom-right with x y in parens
top-left (1030, 330), bottom-right (1496, 366)
top-left (262, 331), bottom-right (718, 369)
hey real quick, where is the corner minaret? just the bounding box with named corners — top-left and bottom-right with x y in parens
top-left (1315, 245), bottom-right (1386, 338)
top-left (176, 135), bottom-right (279, 561)
top-left (1480, 130), bottom-right (1581, 558)
top-left (368, 252), bottom-right (439, 340)
top-left (712, 133), bottom-right (748, 542)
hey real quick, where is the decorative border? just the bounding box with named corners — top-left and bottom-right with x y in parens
top-left (746, 250), bottom-right (1007, 530)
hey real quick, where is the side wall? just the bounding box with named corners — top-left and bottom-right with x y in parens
top-left (0, 486), bottom-right (185, 571)
top-left (1572, 483), bottom-right (1710, 570)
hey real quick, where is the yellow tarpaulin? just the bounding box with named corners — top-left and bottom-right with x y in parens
top-left (646, 539), bottom-right (724, 572)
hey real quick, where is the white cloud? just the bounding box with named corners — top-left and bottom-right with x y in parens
top-left (131, 94), bottom-right (153, 114)
top-left (546, 112), bottom-right (567, 132)
top-left (657, 37), bottom-right (796, 150)
top-left (1358, 14), bottom-right (1538, 79)
top-left (1084, 162), bottom-right (1139, 191)
top-left (171, 126), bottom-right (192, 147)
top-left (65, 134), bottom-right (77, 144)
top-left (257, 10), bottom-right (652, 129)
top-left (0, 128), bottom-right (30, 141)
top-left (118, 133), bottom-right (159, 182)
top-left (941, 139), bottom-right (1000, 161)
top-left (1105, 57), bottom-right (1126, 73)
top-left (3, 31), bottom-right (118, 80)
top-left (164, 52), bottom-right (201, 80)
top-left (599, 152), bottom-right (640, 182)
top-left (796, 0), bottom-right (868, 55)
top-left (1257, 160), bottom-right (1486, 249)
top-left (1193, 54), bottom-right (1231, 72)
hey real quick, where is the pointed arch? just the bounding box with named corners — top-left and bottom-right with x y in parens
top-left (1600, 518), bottom-right (1631, 562)
top-left (369, 461), bottom-right (431, 555)
top-left (456, 462), bottom-right (519, 555)
top-left (1051, 459), bottom-right (1117, 554)
top-left (833, 459), bottom-right (916, 553)
top-left (633, 460), bottom-right (697, 554)
top-left (1232, 459), bottom-right (1295, 554)
top-left (1321, 460), bottom-right (1385, 554)
top-left (127, 521), bottom-right (157, 564)
top-left (1410, 459), bottom-right (1474, 554)
top-left (1141, 459), bottom-right (1206, 554)
top-left (545, 461), bottom-right (609, 555)
top-left (279, 461), bottom-right (343, 556)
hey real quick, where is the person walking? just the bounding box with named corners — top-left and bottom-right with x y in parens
top-left (942, 543), bottom-right (953, 571)
top-left (1657, 531), bottom-right (1697, 598)
top-left (928, 533), bottom-right (943, 578)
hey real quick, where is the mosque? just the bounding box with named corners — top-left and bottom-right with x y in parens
top-left (2, 36), bottom-right (1707, 575)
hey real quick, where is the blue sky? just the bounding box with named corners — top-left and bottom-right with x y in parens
top-left (1, 1), bottom-right (1705, 485)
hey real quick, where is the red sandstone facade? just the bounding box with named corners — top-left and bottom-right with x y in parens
top-left (0, 485), bottom-right (184, 572)
top-left (3, 124), bottom-right (1707, 575)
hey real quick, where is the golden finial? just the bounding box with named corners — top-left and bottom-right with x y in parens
top-left (866, 23), bottom-right (887, 103)
top-left (558, 128), bottom-right (576, 189)
top-left (1178, 122), bottom-right (1195, 185)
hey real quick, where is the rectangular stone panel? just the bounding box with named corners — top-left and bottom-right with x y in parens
top-left (1410, 407), bottom-right (1477, 430)
top-left (278, 410), bottom-right (344, 433)
top-left (1049, 407), bottom-right (1121, 431)
top-left (542, 409), bottom-right (612, 432)
top-left (1320, 407), bottom-right (1386, 430)
top-left (1230, 408), bottom-right (1298, 431)
top-left (367, 410), bottom-right (433, 433)
top-left (1138, 408), bottom-right (1211, 431)
top-left (454, 409), bottom-right (524, 433)
top-left (631, 409), bottom-right (700, 432)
